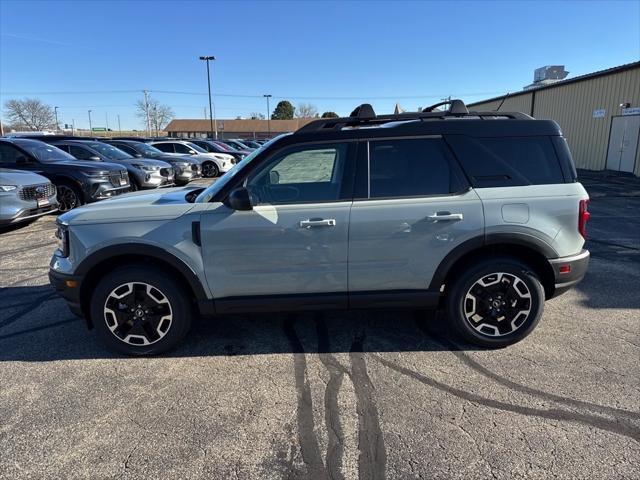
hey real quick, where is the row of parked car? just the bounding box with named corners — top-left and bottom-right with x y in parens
top-left (0, 135), bottom-right (265, 226)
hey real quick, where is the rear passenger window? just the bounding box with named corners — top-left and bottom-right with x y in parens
top-left (447, 136), bottom-right (565, 187)
top-left (368, 138), bottom-right (463, 198)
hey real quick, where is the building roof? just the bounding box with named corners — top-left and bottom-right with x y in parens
top-left (164, 118), bottom-right (317, 133)
top-left (468, 60), bottom-right (640, 107)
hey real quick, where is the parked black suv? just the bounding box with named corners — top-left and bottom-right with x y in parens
top-left (0, 138), bottom-right (130, 211)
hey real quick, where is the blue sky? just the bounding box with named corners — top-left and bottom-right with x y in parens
top-left (1, 0), bottom-right (639, 130)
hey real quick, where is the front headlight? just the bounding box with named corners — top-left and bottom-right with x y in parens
top-left (84, 172), bottom-right (110, 179)
top-left (0, 185), bottom-right (17, 192)
top-left (55, 223), bottom-right (69, 257)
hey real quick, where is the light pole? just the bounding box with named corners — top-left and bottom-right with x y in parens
top-left (117, 114), bottom-right (121, 135)
top-left (88, 110), bottom-right (92, 134)
top-left (263, 94), bottom-right (272, 136)
top-left (199, 55), bottom-right (217, 139)
top-left (54, 106), bottom-right (59, 132)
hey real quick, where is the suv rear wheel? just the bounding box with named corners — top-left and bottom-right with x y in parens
top-left (90, 265), bottom-right (192, 355)
top-left (446, 257), bottom-right (545, 348)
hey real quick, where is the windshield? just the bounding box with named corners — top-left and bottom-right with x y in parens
top-left (195, 134), bottom-right (290, 203)
top-left (135, 143), bottom-right (164, 156)
top-left (185, 142), bottom-right (208, 153)
top-left (17, 141), bottom-right (77, 163)
top-left (213, 141), bottom-right (236, 152)
top-left (88, 143), bottom-right (132, 160)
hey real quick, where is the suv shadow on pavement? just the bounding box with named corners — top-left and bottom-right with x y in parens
top-left (0, 285), bottom-right (466, 362)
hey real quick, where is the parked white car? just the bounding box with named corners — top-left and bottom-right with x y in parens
top-left (148, 140), bottom-right (235, 178)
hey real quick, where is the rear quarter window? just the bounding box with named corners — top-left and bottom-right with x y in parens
top-left (446, 135), bottom-right (566, 187)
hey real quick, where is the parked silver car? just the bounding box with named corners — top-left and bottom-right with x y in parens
top-left (0, 168), bottom-right (58, 225)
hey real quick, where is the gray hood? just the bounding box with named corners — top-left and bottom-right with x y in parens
top-left (59, 186), bottom-right (201, 225)
top-left (0, 168), bottom-right (51, 186)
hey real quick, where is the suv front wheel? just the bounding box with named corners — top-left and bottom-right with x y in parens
top-left (90, 265), bottom-right (192, 355)
top-left (446, 257), bottom-right (545, 348)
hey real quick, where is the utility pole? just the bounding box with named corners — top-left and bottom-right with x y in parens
top-left (143, 90), bottom-right (151, 137)
top-left (72, 119), bottom-right (75, 135)
top-left (117, 114), bottom-right (121, 135)
top-left (54, 106), bottom-right (59, 132)
top-left (153, 105), bottom-right (159, 137)
top-left (88, 110), bottom-right (92, 133)
top-left (263, 94), bottom-right (272, 136)
top-left (105, 112), bottom-right (109, 133)
top-left (199, 56), bottom-right (217, 139)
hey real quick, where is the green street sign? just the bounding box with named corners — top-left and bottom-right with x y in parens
top-left (91, 127), bottom-right (107, 131)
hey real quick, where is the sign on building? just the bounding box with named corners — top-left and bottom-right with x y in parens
top-left (622, 107), bottom-right (640, 116)
top-left (592, 109), bottom-right (606, 118)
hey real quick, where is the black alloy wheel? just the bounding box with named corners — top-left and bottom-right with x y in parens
top-left (56, 184), bottom-right (81, 212)
top-left (446, 257), bottom-right (545, 348)
top-left (201, 161), bottom-right (219, 178)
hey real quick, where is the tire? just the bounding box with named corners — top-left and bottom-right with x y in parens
top-left (445, 256), bottom-right (545, 348)
top-left (56, 181), bottom-right (83, 212)
top-left (129, 179), bottom-right (139, 191)
top-left (90, 265), bottom-right (193, 355)
top-left (201, 161), bottom-right (219, 178)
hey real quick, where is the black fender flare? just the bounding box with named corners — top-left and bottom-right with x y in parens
top-left (76, 243), bottom-right (211, 313)
top-left (428, 233), bottom-right (557, 291)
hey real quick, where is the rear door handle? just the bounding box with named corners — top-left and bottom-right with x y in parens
top-left (427, 212), bottom-right (464, 221)
top-left (300, 218), bottom-right (337, 228)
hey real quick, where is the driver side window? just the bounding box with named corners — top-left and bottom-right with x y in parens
top-left (246, 143), bottom-right (350, 205)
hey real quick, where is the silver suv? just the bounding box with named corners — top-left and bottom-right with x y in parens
top-left (0, 168), bottom-right (58, 225)
top-left (49, 100), bottom-right (590, 355)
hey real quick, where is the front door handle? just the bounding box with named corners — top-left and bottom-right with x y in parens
top-left (299, 218), bottom-right (337, 228)
top-left (427, 212), bottom-right (464, 221)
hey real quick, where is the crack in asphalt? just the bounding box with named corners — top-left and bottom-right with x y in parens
top-left (282, 316), bottom-right (327, 479)
top-left (0, 318), bottom-right (76, 342)
top-left (349, 331), bottom-right (387, 480)
top-left (0, 240), bottom-right (57, 256)
top-left (0, 291), bottom-right (57, 330)
top-left (415, 317), bottom-right (640, 423)
top-left (315, 315), bottom-right (348, 480)
top-left (372, 354), bottom-right (640, 442)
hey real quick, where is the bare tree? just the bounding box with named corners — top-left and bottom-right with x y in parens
top-left (249, 112), bottom-right (265, 120)
top-left (136, 96), bottom-right (174, 133)
top-left (4, 98), bottom-right (55, 131)
top-left (295, 103), bottom-right (318, 118)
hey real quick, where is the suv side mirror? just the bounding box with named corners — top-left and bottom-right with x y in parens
top-left (89, 156), bottom-right (101, 161)
top-left (226, 187), bottom-right (253, 211)
top-left (134, 153), bottom-right (143, 158)
top-left (269, 170), bottom-right (280, 185)
top-left (15, 155), bottom-right (31, 164)
top-left (189, 150), bottom-right (197, 155)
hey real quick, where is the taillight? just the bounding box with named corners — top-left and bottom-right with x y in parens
top-left (578, 199), bottom-right (590, 239)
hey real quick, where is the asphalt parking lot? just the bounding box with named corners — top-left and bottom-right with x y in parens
top-left (1, 174), bottom-right (638, 480)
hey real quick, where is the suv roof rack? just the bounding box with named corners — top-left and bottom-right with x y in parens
top-left (297, 99), bottom-right (532, 133)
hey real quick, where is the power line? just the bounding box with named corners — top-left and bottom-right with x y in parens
top-left (2, 89), bottom-right (507, 100)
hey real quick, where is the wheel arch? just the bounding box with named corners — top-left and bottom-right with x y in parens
top-left (430, 235), bottom-right (557, 299)
top-left (76, 244), bottom-right (212, 327)
top-left (51, 174), bottom-right (86, 202)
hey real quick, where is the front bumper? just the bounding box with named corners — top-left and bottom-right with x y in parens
top-left (49, 268), bottom-right (84, 317)
top-left (174, 164), bottom-right (202, 184)
top-left (548, 249), bottom-right (590, 297)
top-left (0, 200), bottom-right (58, 225)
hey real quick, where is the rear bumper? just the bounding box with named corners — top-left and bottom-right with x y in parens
top-left (548, 249), bottom-right (590, 297)
top-left (49, 269), bottom-right (84, 317)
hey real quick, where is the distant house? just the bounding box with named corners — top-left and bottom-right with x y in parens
top-left (164, 118), bottom-right (317, 140)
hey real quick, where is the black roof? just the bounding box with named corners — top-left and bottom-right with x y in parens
top-left (290, 99), bottom-right (561, 142)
